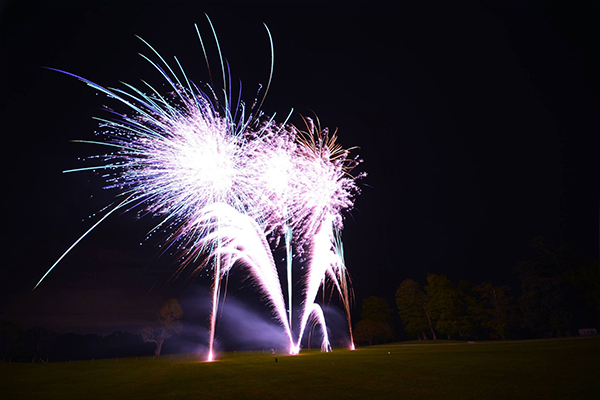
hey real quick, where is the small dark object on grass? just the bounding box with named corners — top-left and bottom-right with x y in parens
top-left (275, 358), bottom-right (278, 363)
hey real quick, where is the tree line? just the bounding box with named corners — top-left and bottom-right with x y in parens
top-left (0, 299), bottom-right (183, 362)
top-left (1, 238), bottom-right (596, 358)
top-left (0, 324), bottom-right (157, 363)
top-left (354, 237), bottom-right (599, 345)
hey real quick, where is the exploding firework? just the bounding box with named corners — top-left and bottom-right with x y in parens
top-left (36, 17), bottom-right (364, 360)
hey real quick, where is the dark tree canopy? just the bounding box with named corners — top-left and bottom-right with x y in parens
top-left (360, 296), bottom-right (393, 324)
top-left (353, 319), bottom-right (393, 346)
top-left (141, 299), bottom-right (183, 357)
top-left (354, 296), bottom-right (394, 345)
top-left (395, 279), bottom-right (433, 339)
top-left (519, 276), bottom-right (570, 336)
top-left (474, 281), bottom-right (512, 340)
top-left (425, 274), bottom-right (473, 339)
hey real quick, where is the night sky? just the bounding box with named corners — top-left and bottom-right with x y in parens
top-left (1, 2), bottom-right (598, 339)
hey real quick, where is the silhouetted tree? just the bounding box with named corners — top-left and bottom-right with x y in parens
top-left (354, 319), bottom-right (393, 346)
top-left (515, 237), bottom-right (586, 336)
top-left (101, 331), bottom-right (148, 358)
top-left (395, 279), bottom-right (436, 339)
top-left (361, 296), bottom-right (393, 323)
top-left (519, 276), bottom-right (570, 336)
top-left (23, 326), bottom-right (56, 362)
top-left (516, 237), bottom-right (579, 279)
top-left (141, 299), bottom-right (183, 356)
top-left (456, 280), bottom-right (479, 338)
top-left (354, 296), bottom-right (394, 345)
top-left (426, 274), bottom-right (470, 339)
top-left (566, 260), bottom-right (600, 314)
top-left (474, 281), bottom-right (512, 340)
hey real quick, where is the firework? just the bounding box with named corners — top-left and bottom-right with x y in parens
top-left (37, 18), bottom-right (364, 359)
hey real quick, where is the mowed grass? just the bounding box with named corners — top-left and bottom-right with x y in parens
top-left (2, 337), bottom-right (598, 399)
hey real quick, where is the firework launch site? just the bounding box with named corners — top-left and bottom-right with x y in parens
top-left (3, 337), bottom-right (598, 400)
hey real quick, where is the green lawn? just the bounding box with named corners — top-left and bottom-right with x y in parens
top-left (2, 337), bottom-right (598, 399)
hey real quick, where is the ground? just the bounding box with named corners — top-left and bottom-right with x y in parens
top-left (2, 337), bottom-right (598, 399)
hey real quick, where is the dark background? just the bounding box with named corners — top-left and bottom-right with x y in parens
top-left (0, 1), bottom-right (597, 344)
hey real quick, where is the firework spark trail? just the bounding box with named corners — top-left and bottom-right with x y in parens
top-left (288, 120), bottom-right (362, 350)
top-left (332, 232), bottom-right (356, 349)
top-left (87, 70), bottom-right (293, 359)
top-left (306, 303), bottom-right (332, 352)
top-left (286, 119), bottom-right (364, 254)
top-left (37, 21), bottom-right (364, 359)
top-left (194, 203), bottom-right (295, 349)
top-left (295, 213), bottom-right (339, 350)
top-left (285, 225), bottom-right (293, 332)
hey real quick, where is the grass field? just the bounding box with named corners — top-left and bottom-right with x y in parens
top-left (2, 337), bottom-right (598, 399)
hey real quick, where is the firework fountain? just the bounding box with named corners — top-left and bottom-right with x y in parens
top-left (35, 18), bottom-right (364, 360)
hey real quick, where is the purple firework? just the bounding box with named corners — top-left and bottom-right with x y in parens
top-left (36, 19), bottom-right (365, 360)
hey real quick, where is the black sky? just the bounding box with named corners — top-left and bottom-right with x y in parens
top-left (1, 2), bottom-right (598, 336)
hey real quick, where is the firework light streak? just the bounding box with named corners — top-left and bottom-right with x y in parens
top-left (37, 18), bottom-right (364, 359)
top-left (195, 203), bottom-right (295, 352)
